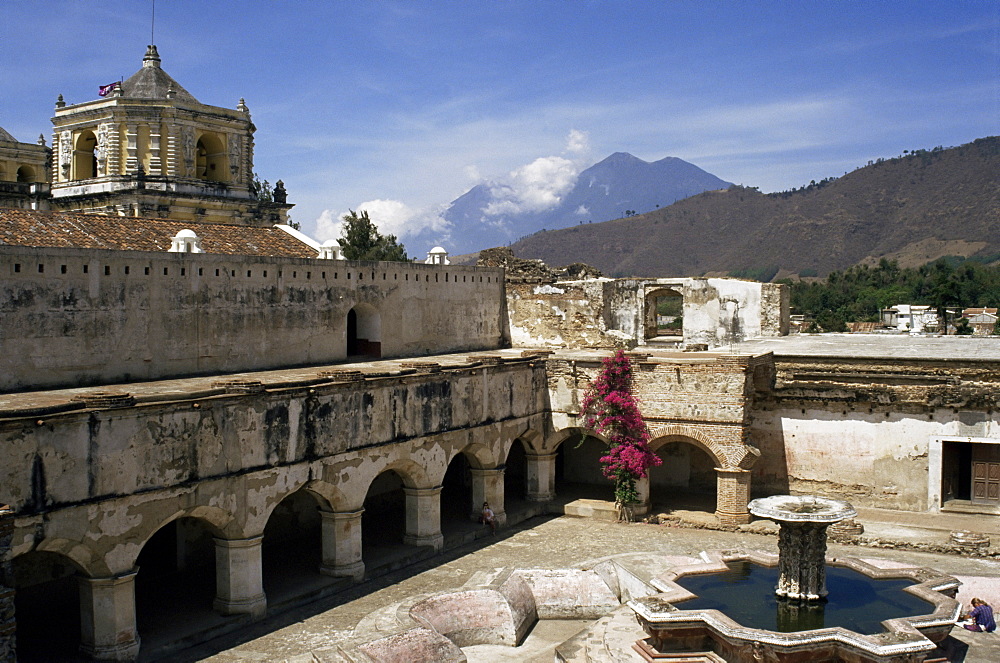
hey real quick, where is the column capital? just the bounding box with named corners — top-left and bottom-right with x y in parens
top-left (470, 467), bottom-right (505, 477)
top-left (715, 467), bottom-right (752, 476)
top-left (319, 508), bottom-right (365, 524)
top-left (212, 535), bottom-right (263, 550)
top-left (525, 451), bottom-right (558, 461)
top-left (402, 485), bottom-right (443, 498)
top-left (78, 569), bottom-right (138, 588)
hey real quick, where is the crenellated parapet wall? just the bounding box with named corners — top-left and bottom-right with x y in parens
top-left (0, 246), bottom-right (509, 391)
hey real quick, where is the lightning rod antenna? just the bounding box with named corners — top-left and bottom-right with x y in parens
top-left (151, 0), bottom-right (155, 45)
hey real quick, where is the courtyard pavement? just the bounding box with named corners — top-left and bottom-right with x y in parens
top-left (170, 510), bottom-right (1000, 663)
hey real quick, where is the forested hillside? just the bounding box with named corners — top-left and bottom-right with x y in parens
top-left (786, 257), bottom-right (1000, 331)
top-left (509, 137), bottom-right (1000, 278)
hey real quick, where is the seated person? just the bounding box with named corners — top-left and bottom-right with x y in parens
top-left (964, 598), bottom-right (996, 632)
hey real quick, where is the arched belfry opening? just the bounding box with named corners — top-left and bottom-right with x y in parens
top-left (195, 133), bottom-right (228, 182)
top-left (16, 165), bottom-right (35, 182)
top-left (73, 130), bottom-right (97, 180)
top-left (645, 287), bottom-right (684, 344)
top-left (347, 303), bottom-right (381, 358)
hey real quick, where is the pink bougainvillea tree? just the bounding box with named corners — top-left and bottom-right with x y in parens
top-left (580, 350), bottom-right (660, 514)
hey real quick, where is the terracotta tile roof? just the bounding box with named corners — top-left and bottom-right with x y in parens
top-left (847, 321), bottom-right (882, 333)
top-left (0, 208), bottom-right (316, 258)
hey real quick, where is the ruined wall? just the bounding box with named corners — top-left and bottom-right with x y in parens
top-left (750, 356), bottom-right (1000, 511)
top-left (681, 278), bottom-right (787, 349)
top-left (1, 359), bottom-right (548, 574)
top-left (0, 246), bottom-right (507, 391)
top-left (506, 279), bottom-right (628, 349)
top-left (505, 277), bottom-right (787, 351)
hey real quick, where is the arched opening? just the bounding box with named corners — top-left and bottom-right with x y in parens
top-left (73, 130), bottom-right (97, 180)
top-left (12, 550), bottom-right (84, 661)
top-left (645, 287), bottom-right (684, 344)
top-left (648, 439), bottom-right (718, 514)
top-left (134, 517), bottom-right (220, 655)
top-left (504, 438), bottom-right (528, 503)
top-left (16, 165), bottom-right (35, 183)
top-left (195, 133), bottom-right (228, 182)
top-left (347, 303), bottom-right (381, 358)
top-left (262, 489), bottom-right (328, 603)
top-left (555, 429), bottom-right (612, 501)
top-left (361, 470), bottom-right (411, 570)
top-left (440, 452), bottom-right (475, 536)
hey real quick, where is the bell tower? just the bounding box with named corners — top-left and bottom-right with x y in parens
top-left (49, 45), bottom-right (291, 226)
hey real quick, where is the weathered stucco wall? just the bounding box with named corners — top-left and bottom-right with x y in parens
top-left (752, 405), bottom-right (1000, 511)
top-left (751, 355), bottom-right (1000, 510)
top-left (506, 279), bottom-right (628, 349)
top-left (1, 360), bottom-right (548, 576)
top-left (0, 246), bottom-right (508, 391)
top-left (679, 278), bottom-right (787, 348)
top-left (506, 276), bottom-right (787, 351)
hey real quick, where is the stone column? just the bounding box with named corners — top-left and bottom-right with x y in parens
top-left (471, 468), bottom-right (506, 526)
top-left (213, 536), bottom-right (266, 619)
top-left (164, 125), bottom-right (180, 178)
top-left (319, 509), bottom-right (365, 581)
top-left (402, 486), bottom-right (444, 550)
top-left (0, 505), bottom-right (15, 662)
top-left (776, 523), bottom-right (830, 601)
top-left (78, 571), bottom-right (140, 661)
top-left (124, 124), bottom-right (138, 174)
top-left (714, 468), bottom-right (751, 525)
top-left (633, 475), bottom-right (651, 518)
top-left (106, 121), bottom-right (122, 176)
top-left (147, 125), bottom-right (162, 175)
top-left (525, 452), bottom-right (557, 502)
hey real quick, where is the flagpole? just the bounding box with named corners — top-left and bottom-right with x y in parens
top-left (151, 0), bottom-right (155, 45)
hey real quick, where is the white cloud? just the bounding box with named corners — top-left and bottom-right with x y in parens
top-left (564, 129), bottom-right (590, 157)
top-left (483, 153), bottom-right (580, 217)
top-left (314, 200), bottom-right (450, 243)
top-left (315, 209), bottom-right (344, 243)
top-left (574, 205), bottom-right (589, 216)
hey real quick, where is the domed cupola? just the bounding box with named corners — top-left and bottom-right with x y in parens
top-left (47, 46), bottom-right (290, 226)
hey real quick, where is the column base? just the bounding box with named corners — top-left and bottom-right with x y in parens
top-left (213, 594), bottom-right (266, 620)
top-left (79, 637), bottom-right (141, 662)
top-left (715, 509), bottom-right (752, 525)
top-left (526, 492), bottom-right (555, 502)
top-left (320, 561), bottom-right (365, 581)
top-left (403, 533), bottom-right (444, 550)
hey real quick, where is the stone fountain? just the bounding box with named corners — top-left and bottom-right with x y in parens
top-left (628, 495), bottom-right (961, 663)
top-left (748, 494), bottom-right (857, 601)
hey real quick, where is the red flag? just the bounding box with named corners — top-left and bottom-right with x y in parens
top-left (98, 82), bottom-right (119, 97)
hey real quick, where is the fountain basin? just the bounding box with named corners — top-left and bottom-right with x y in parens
top-left (629, 551), bottom-right (960, 663)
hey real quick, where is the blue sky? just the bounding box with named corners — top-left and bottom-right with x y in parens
top-left (2, 1), bottom-right (997, 247)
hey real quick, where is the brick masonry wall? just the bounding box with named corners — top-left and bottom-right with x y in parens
top-left (0, 505), bottom-right (14, 662)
